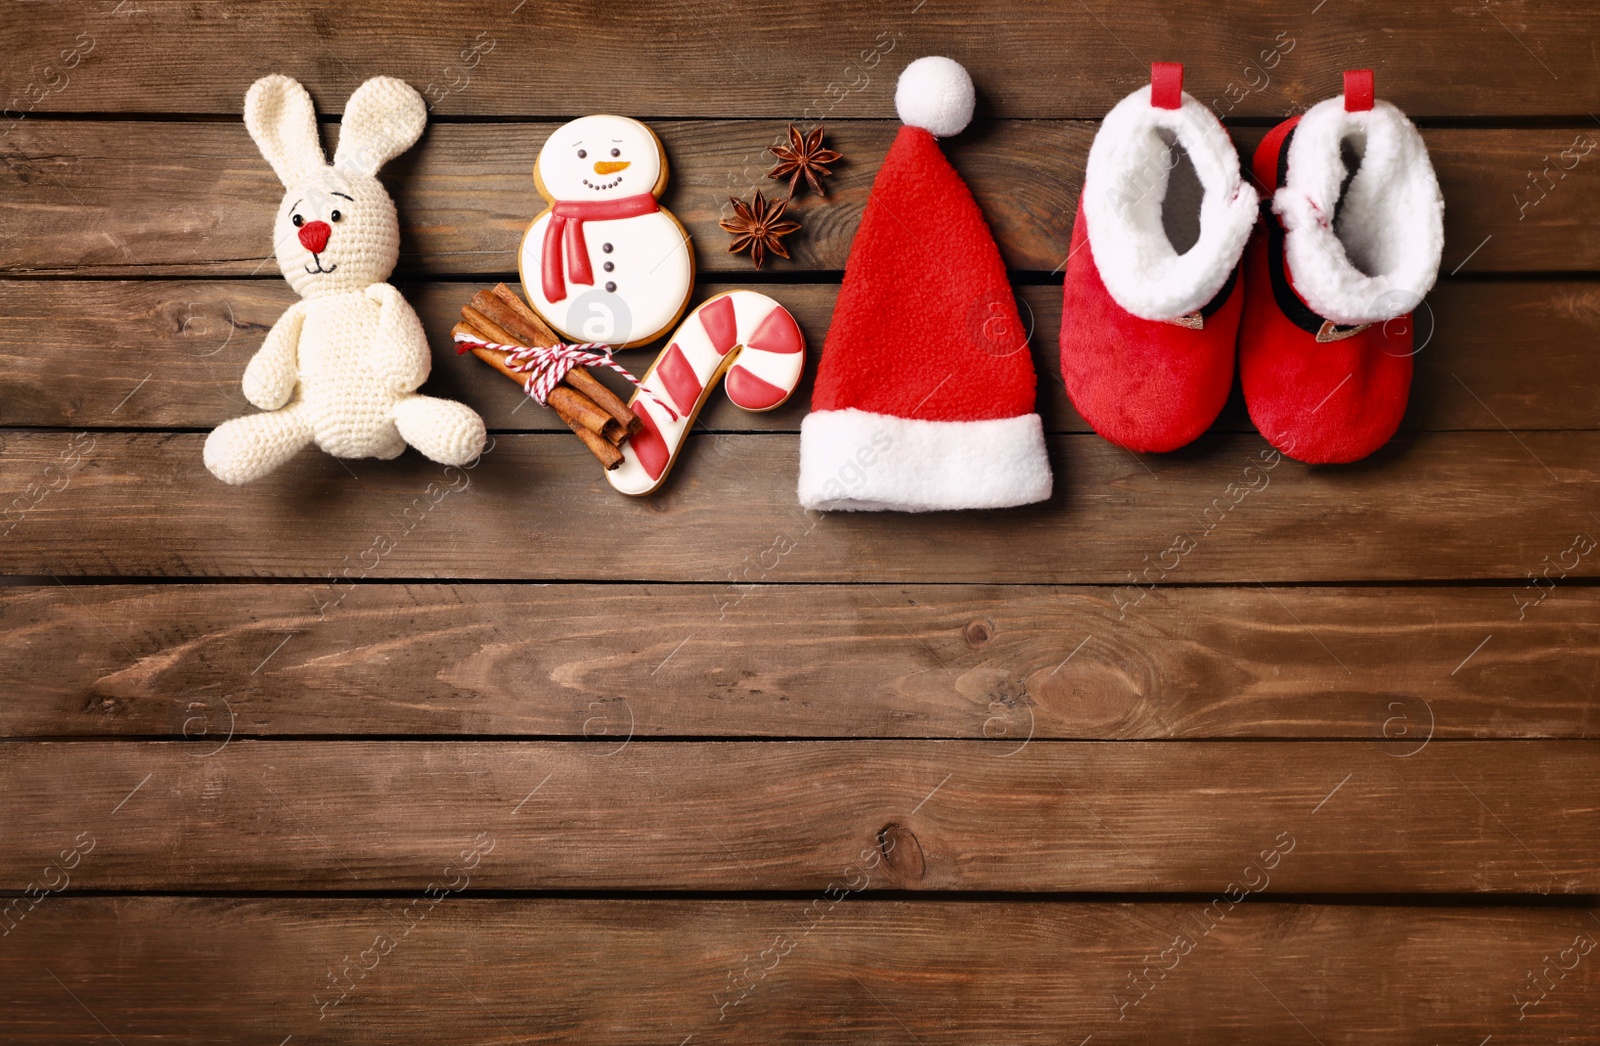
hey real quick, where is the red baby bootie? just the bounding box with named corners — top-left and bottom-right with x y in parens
top-left (1240, 70), bottom-right (1444, 464)
top-left (1061, 62), bottom-right (1259, 453)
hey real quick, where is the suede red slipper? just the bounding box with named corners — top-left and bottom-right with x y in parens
top-left (1240, 70), bottom-right (1444, 464)
top-left (1061, 62), bottom-right (1259, 453)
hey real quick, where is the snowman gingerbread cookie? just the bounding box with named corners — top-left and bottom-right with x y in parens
top-left (519, 115), bottom-right (695, 348)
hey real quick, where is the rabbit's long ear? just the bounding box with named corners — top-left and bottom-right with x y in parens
top-left (334, 77), bottom-right (427, 177)
top-left (244, 75), bottom-right (325, 187)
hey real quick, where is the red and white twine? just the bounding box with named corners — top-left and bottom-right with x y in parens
top-left (454, 335), bottom-right (678, 420)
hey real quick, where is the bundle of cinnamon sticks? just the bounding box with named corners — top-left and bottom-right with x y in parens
top-left (453, 284), bottom-right (642, 470)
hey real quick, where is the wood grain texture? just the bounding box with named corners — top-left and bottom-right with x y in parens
top-left (1, 121), bottom-right (1592, 275)
top-left (0, 739), bottom-right (1594, 892)
top-left (3, 278), bottom-right (1597, 433)
top-left (8, 0), bottom-right (1599, 118)
top-left (0, 429), bottom-right (1595, 582)
top-left (4, 899), bottom-right (1598, 1044)
top-left (3, 0), bottom-right (1597, 1035)
top-left (1, 583), bottom-right (1595, 741)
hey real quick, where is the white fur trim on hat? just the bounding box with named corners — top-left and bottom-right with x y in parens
top-left (798, 408), bottom-right (1052, 512)
top-left (1083, 86), bottom-right (1259, 321)
top-left (895, 56), bottom-right (975, 138)
top-left (1273, 97), bottom-right (1444, 326)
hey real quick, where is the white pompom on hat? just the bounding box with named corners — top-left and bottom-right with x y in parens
top-left (894, 55), bottom-right (975, 137)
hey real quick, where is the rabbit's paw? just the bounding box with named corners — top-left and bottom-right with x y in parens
top-left (241, 354), bottom-right (298, 411)
top-left (364, 282), bottom-right (405, 308)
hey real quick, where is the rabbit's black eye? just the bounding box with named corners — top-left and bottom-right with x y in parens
top-left (610, 148), bottom-right (620, 157)
top-left (291, 214), bottom-right (304, 227)
top-left (330, 210), bottom-right (342, 222)
top-left (577, 149), bottom-right (587, 159)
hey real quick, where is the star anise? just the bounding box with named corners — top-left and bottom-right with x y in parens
top-left (720, 191), bottom-right (802, 270)
top-left (767, 123), bottom-right (843, 199)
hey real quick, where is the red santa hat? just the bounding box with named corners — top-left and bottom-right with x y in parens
top-left (798, 56), bottom-right (1052, 512)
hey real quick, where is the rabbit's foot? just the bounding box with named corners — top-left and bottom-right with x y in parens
top-left (394, 394), bottom-right (487, 467)
top-left (205, 403), bottom-right (315, 484)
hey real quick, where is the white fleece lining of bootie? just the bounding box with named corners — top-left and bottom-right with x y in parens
top-left (1273, 97), bottom-right (1444, 326)
top-left (1083, 86), bottom-right (1260, 322)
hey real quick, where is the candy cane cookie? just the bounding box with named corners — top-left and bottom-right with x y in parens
top-left (608, 291), bottom-right (805, 496)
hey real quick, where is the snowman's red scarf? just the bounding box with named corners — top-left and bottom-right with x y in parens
top-left (542, 194), bottom-right (659, 303)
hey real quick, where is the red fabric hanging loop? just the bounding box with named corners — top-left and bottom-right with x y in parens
top-left (1150, 62), bottom-right (1183, 109)
top-left (1344, 69), bottom-right (1375, 112)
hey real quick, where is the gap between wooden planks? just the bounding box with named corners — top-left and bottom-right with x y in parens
top-left (0, 739), bottom-right (1593, 892)
top-left (0, 121), bottom-right (1592, 275)
top-left (0, 582), bottom-right (1593, 740)
top-left (1, 279), bottom-right (1596, 433)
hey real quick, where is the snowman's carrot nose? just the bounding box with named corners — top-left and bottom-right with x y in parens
top-left (592, 160), bottom-right (631, 175)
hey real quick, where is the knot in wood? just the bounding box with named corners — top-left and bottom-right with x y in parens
top-left (877, 822), bottom-right (926, 881)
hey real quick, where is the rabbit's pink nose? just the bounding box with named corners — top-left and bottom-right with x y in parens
top-left (297, 220), bottom-right (331, 254)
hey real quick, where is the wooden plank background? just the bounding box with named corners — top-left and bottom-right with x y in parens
top-left (4, 900), bottom-right (1597, 1044)
top-left (3, 1), bottom-right (1598, 1042)
top-left (2, 123), bottom-right (1595, 276)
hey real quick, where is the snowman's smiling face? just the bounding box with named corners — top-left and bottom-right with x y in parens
top-left (538, 115), bottom-right (663, 201)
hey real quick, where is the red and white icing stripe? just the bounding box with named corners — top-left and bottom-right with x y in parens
top-left (610, 291), bottom-right (805, 496)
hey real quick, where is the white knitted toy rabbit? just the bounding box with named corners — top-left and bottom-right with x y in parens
top-left (204, 74), bottom-right (486, 484)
